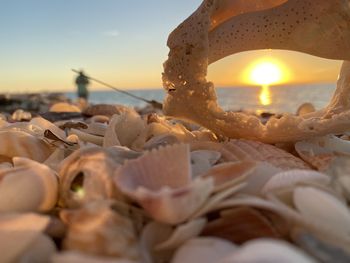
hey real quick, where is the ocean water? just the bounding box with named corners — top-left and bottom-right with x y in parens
top-left (66, 83), bottom-right (335, 114)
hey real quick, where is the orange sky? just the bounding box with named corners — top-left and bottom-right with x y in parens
top-left (0, 1), bottom-right (343, 92)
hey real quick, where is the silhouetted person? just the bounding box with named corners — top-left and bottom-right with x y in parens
top-left (75, 71), bottom-right (90, 100)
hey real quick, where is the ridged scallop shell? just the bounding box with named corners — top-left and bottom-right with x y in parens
top-left (171, 237), bottom-right (236, 263)
top-left (114, 144), bottom-right (214, 224)
top-left (0, 157), bottom-right (58, 212)
top-left (224, 140), bottom-right (310, 170)
top-left (262, 170), bottom-right (331, 195)
top-left (61, 200), bottom-right (139, 260)
top-left (59, 146), bottom-right (124, 208)
top-left (220, 239), bottom-right (317, 263)
top-left (202, 161), bottom-right (255, 192)
top-left (0, 213), bottom-right (51, 263)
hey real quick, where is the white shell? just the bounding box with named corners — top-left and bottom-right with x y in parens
top-left (171, 237), bottom-right (236, 263)
top-left (262, 169), bottom-right (331, 194)
top-left (293, 186), bottom-right (350, 238)
top-left (220, 239), bottom-right (317, 263)
top-left (190, 150), bottom-right (221, 177)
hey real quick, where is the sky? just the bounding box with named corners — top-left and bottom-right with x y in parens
top-left (0, 0), bottom-right (343, 92)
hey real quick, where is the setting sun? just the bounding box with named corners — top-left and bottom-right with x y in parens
top-left (242, 58), bottom-right (291, 86)
top-left (250, 62), bottom-right (282, 85)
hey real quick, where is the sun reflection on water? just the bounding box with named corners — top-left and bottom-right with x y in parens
top-left (259, 85), bottom-right (271, 106)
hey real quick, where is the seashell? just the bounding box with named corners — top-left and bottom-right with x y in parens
top-left (155, 218), bottom-right (207, 251)
top-left (89, 114), bottom-right (110, 124)
top-left (202, 161), bottom-right (255, 192)
top-left (85, 121), bottom-right (107, 136)
top-left (171, 237), bottom-right (236, 263)
top-left (50, 102), bottom-right (81, 112)
top-left (220, 239), bottom-right (317, 263)
top-left (292, 228), bottom-right (350, 263)
top-left (61, 200), bottom-right (139, 260)
top-left (104, 110), bottom-right (145, 149)
top-left (0, 157), bottom-right (58, 212)
top-left (139, 221), bottom-right (174, 263)
top-left (296, 103), bottom-right (316, 116)
top-left (69, 128), bottom-right (104, 146)
top-left (52, 251), bottom-right (138, 263)
top-left (190, 141), bottom-right (241, 162)
top-left (0, 213), bottom-right (51, 263)
top-left (241, 161), bottom-right (282, 195)
top-left (0, 130), bottom-right (53, 162)
top-left (224, 140), bottom-right (310, 170)
top-left (143, 134), bottom-right (180, 150)
top-left (114, 144), bottom-right (214, 224)
top-left (293, 186), bottom-right (350, 239)
top-left (59, 146), bottom-right (123, 208)
top-left (11, 109), bottom-right (32, 121)
top-left (30, 116), bottom-right (67, 140)
top-left (190, 150), bottom-right (221, 177)
top-left (83, 104), bottom-right (129, 117)
top-left (19, 233), bottom-right (57, 263)
top-left (201, 207), bottom-right (286, 244)
top-left (146, 116), bottom-right (196, 144)
top-left (262, 169), bottom-right (331, 195)
top-left (190, 182), bottom-right (247, 219)
top-left (57, 120), bottom-right (88, 130)
top-left (295, 135), bottom-right (350, 170)
top-left (44, 146), bottom-right (66, 171)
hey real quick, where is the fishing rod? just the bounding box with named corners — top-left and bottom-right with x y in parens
top-left (72, 69), bottom-right (163, 109)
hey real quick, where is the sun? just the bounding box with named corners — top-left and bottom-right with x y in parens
top-left (250, 62), bottom-right (282, 85)
top-left (242, 58), bottom-right (290, 86)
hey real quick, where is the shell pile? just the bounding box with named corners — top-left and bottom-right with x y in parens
top-left (2, 1), bottom-right (350, 262)
top-left (1, 99), bottom-right (350, 263)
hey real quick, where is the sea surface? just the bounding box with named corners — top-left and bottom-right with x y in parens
top-left (66, 84), bottom-right (335, 114)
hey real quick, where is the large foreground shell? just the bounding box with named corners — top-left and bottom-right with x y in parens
top-left (114, 144), bottom-right (214, 224)
top-left (0, 213), bottom-right (51, 263)
top-left (59, 146), bottom-right (127, 208)
top-left (0, 157), bottom-right (58, 212)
